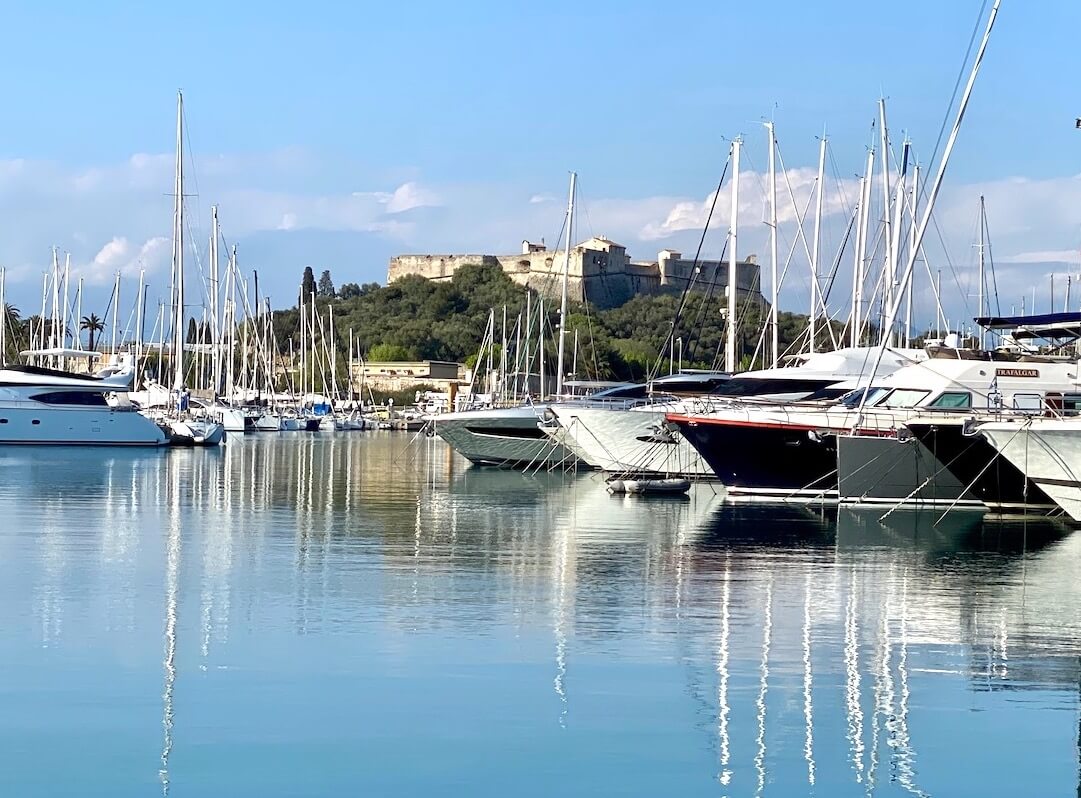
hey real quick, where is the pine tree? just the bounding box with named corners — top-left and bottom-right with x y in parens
top-left (301, 266), bottom-right (317, 300)
top-left (318, 270), bottom-right (336, 298)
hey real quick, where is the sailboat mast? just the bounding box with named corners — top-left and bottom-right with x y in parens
top-left (766, 123), bottom-right (779, 368)
top-left (210, 205), bottom-right (221, 395)
top-left (172, 90), bottom-right (185, 392)
top-left (905, 165), bottom-right (919, 346)
top-left (809, 137), bottom-right (826, 353)
top-left (555, 171), bottom-right (576, 397)
top-left (111, 271), bottom-right (120, 356)
top-left (725, 136), bottom-right (742, 372)
top-left (851, 147), bottom-right (875, 347)
top-left (978, 194), bottom-right (986, 349)
top-left (879, 99), bottom-right (893, 337)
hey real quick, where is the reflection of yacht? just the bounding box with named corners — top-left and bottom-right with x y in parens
top-left (0, 364), bottom-right (167, 446)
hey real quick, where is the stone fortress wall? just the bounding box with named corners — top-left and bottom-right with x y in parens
top-left (389, 238), bottom-right (762, 310)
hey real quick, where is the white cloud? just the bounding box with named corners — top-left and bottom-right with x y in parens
top-left (382, 181), bottom-right (440, 214)
top-left (999, 249), bottom-right (1080, 265)
top-left (79, 235), bottom-right (170, 283)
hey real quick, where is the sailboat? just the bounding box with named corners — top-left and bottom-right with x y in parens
top-left (158, 91), bottom-right (224, 447)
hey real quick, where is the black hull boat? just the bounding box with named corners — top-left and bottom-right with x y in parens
top-left (666, 414), bottom-right (844, 500)
top-left (904, 421), bottom-right (1056, 512)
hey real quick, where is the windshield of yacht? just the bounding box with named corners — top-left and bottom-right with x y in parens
top-left (877, 388), bottom-right (931, 408)
top-left (838, 387), bottom-right (889, 408)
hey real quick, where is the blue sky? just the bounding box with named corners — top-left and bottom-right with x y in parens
top-left (1, 0), bottom-right (1079, 332)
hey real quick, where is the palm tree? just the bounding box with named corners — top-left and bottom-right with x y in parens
top-left (80, 314), bottom-right (105, 351)
top-left (2, 303), bottom-right (19, 323)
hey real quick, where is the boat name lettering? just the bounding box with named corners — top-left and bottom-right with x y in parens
top-left (994, 368), bottom-right (1039, 378)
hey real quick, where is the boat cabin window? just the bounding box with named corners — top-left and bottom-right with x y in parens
top-left (1011, 393), bottom-right (1045, 413)
top-left (839, 387), bottom-right (888, 408)
top-left (929, 391), bottom-right (972, 409)
top-left (877, 389), bottom-right (930, 409)
top-left (712, 377), bottom-right (832, 398)
top-left (29, 391), bottom-right (109, 407)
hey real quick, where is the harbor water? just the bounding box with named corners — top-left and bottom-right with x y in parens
top-left (0, 434), bottom-right (1078, 796)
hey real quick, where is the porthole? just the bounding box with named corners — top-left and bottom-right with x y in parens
top-left (31, 419), bottom-right (41, 425)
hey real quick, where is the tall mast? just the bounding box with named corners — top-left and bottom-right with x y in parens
top-left (75, 277), bottom-right (83, 351)
top-left (886, 140), bottom-right (910, 346)
top-left (853, 0), bottom-right (1000, 428)
top-left (977, 194), bottom-right (986, 349)
top-left (766, 122), bottom-right (780, 368)
top-left (879, 99), bottom-right (893, 334)
top-left (905, 165), bottom-right (919, 346)
top-left (62, 254), bottom-right (71, 361)
top-left (210, 205), bottom-right (221, 396)
top-left (172, 90), bottom-right (185, 392)
top-left (851, 147), bottom-right (875, 347)
top-left (136, 269), bottom-right (146, 376)
top-left (227, 246), bottom-right (237, 400)
top-left (809, 136), bottom-right (827, 353)
top-left (111, 271), bottom-right (121, 356)
top-left (555, 171), bottom-right (576, 397)
top-left (523, 290), bottom-right (532, 394)
top-left (725, 137), bottom-right (742, 372)
top-left (51, 248), bottom-right (60, 353)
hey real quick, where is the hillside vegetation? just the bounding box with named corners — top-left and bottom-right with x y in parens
top-left (273, 263), bottom-right (827, 381)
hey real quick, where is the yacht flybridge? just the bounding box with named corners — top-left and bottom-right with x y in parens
top-left (0, 361), bottom-right (166, 446)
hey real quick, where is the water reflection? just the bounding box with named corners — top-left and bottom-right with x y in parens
top-left (0, 437), bottom-right (1076, 796)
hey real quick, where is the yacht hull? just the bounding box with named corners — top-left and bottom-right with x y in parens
top-left (434, 407), bottom-right (578, 468)
top-left (548, 404), bottom-right (712, 476)
top-left (978, 420), bottom-right (1081, 520)
top-left (0, 404), bottom-right (167, 446)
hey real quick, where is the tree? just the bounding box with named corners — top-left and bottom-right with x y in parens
top-left (318, 269), bottom-right (336, 298)
top-left (301, 266), bottom-right (316, 300)
top-left (368, 342), bottom-right (412, 362)
top-left (186, 317), bottom-right (198, 344)
top-left (339, 282), bottom-right (362, 300)
top-left (80, 313), bottom-right (105, 351)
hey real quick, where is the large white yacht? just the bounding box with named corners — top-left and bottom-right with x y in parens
top-left (546, 347), bottom-right (925, 477)
top-left (0, 362), bottom-right (167, 446)
top-left (667, 343), bottom-right (1080, 503)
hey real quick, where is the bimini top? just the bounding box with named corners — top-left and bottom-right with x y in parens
top-left (975, 312), bottom-right (1081, 340)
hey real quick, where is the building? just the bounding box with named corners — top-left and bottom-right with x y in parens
top-left (352, 360), bottom-right (465, 394)
top-left (387, 238), bottom-right (761, 310)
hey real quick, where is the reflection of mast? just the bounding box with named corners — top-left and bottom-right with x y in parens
top-left (159, 473), bottom-right (180, 796)
top-left (717, 554), bottom-right (731, 787)
top-left (802, 572), bottom-right (816, 787)
top-left (553, 523), bottom-right (570, 727)
top-left (869, 579), bottom-right (897, 793)
top-left (894, 570), bottom-right (928, 797)
top-left (844, 569), bottom-right (865, 782)
top-left (754, 575), bottom-right (773, 797)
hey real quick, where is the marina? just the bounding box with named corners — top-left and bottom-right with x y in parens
top-left (3, 0), bottom-right (1081, 794)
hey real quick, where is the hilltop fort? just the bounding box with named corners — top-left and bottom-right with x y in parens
top-left (388, 237), bottom-right (762, 310)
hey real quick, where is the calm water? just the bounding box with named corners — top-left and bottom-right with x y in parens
top-left (0, 434), bottom-right (1078, 797)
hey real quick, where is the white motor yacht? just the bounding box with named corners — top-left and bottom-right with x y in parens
top-left (0, 363), bottom-right (167, 446)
